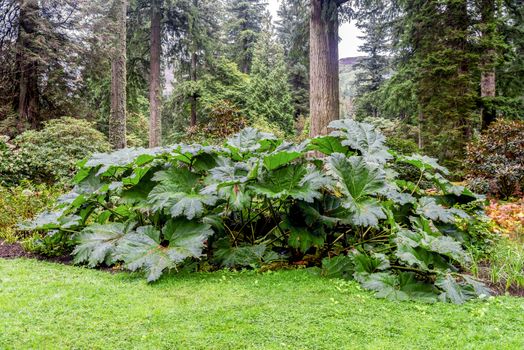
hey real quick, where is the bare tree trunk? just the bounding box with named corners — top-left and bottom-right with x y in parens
top-left (110, 0), bottom-right (127, 149)
top-left (189, 50), bottom-right (197, 127)
top-left (309, 0), bottom-right (340, 138)
top-left (480, 0), bottom-right (497, 130)
top-left (418, 110), bottom-right (424, 149)
top-left (149, 0), bottom-right (162, 147)
top-left (16, 0), bottom-right (40, 131)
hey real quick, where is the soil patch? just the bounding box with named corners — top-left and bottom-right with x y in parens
top-left (0, 239), bottom-right (72, 264)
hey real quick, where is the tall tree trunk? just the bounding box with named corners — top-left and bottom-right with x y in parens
top-left (189, 0), bottom-right (198, 128)
top-left (480, 0), bottom-right (497, 129)
top-left (16, 0), bottom-right (40, 131)
top-left (149, 0), bottom-right (162, 147)
top-left (110, 0), bottom-right (127, 149)
top-left (190, 50), bottom-right (197, 127)
top-left (309, 0), bottom-right (340, 137)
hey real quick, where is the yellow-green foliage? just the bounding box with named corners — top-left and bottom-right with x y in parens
top-left (0, 182), bottom-right (62, 243)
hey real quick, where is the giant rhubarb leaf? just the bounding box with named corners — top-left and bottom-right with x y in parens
top-left (329, 119), bottom-right (392, 163)
top-left (116, 222), bottom-right (212, 282)
top-left (73, 222), bottom-right (134, 267)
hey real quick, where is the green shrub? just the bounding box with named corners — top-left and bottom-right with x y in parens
top-left (26, 120), bottom-right (491, 303)
top-left (0, 182), bottom-right (62, 244)
top-left (1, 117), bottom-right (111, 185)
top-left (466, 119), bottom-right (524, 199)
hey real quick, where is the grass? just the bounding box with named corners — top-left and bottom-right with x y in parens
top-left (1, 259), bottom-right (523, 350)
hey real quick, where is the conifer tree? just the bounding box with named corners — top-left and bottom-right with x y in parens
top-left (226, 0), bottom-right (267, 74)
top-left (353, 0), bottom-right (391, 118)
top-left (276, 0), bottom-right (310, 119)
top-left (246, 19), bottom-right (294, 134)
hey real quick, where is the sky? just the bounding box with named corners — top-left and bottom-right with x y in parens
top-left (267, 0), bottom-right (365, 58)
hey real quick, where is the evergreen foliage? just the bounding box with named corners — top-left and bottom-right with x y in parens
top-left (276, 0), bottom-right (310, 118)
top-left (225, 0), bottom-right (268, 74)
top-left (245, 23), bottom-right (295, 134)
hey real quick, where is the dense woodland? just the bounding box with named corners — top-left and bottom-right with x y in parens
top-left (0, 0), bottom-right (523, 301)
top-left (1, 0), bottom-right (522, 162)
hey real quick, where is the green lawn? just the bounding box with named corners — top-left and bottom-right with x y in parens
top-left (0, 259), bottom-right (523, 350)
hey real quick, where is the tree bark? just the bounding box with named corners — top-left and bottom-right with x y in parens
top-left (309, 0), bottom-right (340, 138)
top-left (189, 0), bottom-right (198, 128)
top-left (480, 0), bottom-right (497, 129)
top-left (16, 0), bottom-right (40, 131)
top-left (190, 50), bottom-right (197, 127)
top-left (149, 0), bottom-right (162, 147)
top-left (110, 0), bottom-right (127, 149)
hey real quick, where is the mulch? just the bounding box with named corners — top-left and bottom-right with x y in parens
top-left (0, 239), bottom-right (72, 264)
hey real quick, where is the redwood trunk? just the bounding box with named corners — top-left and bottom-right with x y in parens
top-left (480, 0), bottom-right (497, 129)
top-left (309, 0), bottom-right (340, 137)
top-left (110, 0), bottom-right (127, 149)
top-left (16, 0), bottom-right (40, 131)
top-left (149, 0), bottom-right (162, 147)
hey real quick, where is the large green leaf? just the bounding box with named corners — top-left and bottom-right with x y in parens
top-left (285, 223), bottom-right (325, 253)
top-left (214, 240), bottom-right (279, 268)
top-left (338, 198), bottom-right (387, 227)
top-left (397, 154), bottom-right (449, 175)
top-left (361, 272), bottom-right (438, 302)
top-left (326, 154), bottom-right (387, 227)
top-left (394, 229), bottom-right (464, 270)
top-left (116, 223), bottom-right (212, 282)
top-left (321, 255), bottom-right (355, 279)
top-left (352, 251), bottom-right (390, 282)
top-left (162, 219), bottom-right (214, 255)
top-left (329, 119), bottom-right (392, 163)
top-left (435, 274), bottom-right (476, 304)
top-left (86, 148), bottom-right (161, 176)
top-left (250, 164), bottom-right (331, 203)
top-left (73, 222), bottom-right (134, 267)
top-left (148, 167), bottom-right (217, 219)
top-left (307, 135), bottom-right (349, 155)
top-left (327, 154), bottom-right (387, 200)
top-left (263, 149), bottom-right (303, 171)
top-left (227, 128), bottom-right (276, 153)
top-left (416, 197), bottom-right (469, 223)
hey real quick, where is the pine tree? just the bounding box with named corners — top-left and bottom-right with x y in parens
top-left (276, 0), bottom-right (310, 119)
top-left (394, 0), bottom-right (479, 165)
top-left (246, 20), bottom-right (294, 134)
top-left (163, 0), bottom-right (223, 129)
top-left (353, 0), bottom-right (391, 118)
top-left (226, 0), bottom-right (267, 74)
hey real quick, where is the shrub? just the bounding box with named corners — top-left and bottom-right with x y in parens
top-left (466, 119), bottom-right (524, 199)
top-left (0, 117), bottom-right (112, 185)
top-left (485, 199), bottom-right (524, 242)
top-left (0, 182), bottom-right (62, 244)
top-left (25, 120), bottom-right (491, 303)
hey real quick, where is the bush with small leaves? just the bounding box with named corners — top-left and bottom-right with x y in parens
top-left (0, 117), bottom-right (111, 185)
top-left (466, 119), bottom-right (524, 199)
